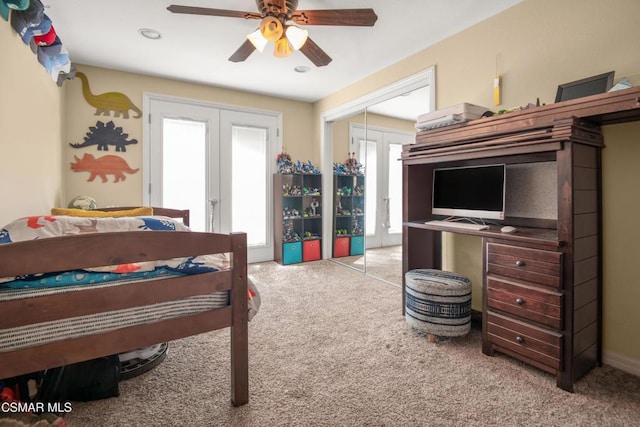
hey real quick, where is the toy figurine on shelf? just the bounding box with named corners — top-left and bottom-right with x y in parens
top-left (352, 219), bottom-right (363, 236)
top-left (304, 231), bottom-right (319, 240)
top-left (304, 186), bottom-right (320, 196)
top-left (285, 185), bottom-right (302, 196)
top-left (277, 147), bottom-right (294, 174)
top-left (295, 159), bottom-right (321, 174)
top-left (345, 152), bottom-right (363, 175)
top-left (333, 153), bottom-right (363, 175)
top-left (333, 162), bottom-right (348, 175)
top-left (310, 197), bottom-right (320, 216)
top-left (305, 160), bottom-right (320, 174)
top-left (283, 221), bottom-right (300, 242)
top-left (354, 185), bottom-right (364, 196)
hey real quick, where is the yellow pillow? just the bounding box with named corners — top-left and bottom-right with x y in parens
top-left (50, 207), bottom-right (154, 218)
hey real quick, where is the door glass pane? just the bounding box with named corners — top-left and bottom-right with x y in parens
top-left (162, 118), bottom-right (207, 231)
top-left (232, 126), bottom-right (268, 247)
top-left (388, 143), bottom-right (403, 233)
top-left (359, 139), bottom-right (377, 236)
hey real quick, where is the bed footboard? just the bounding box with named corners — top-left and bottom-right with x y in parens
top-left (0, 230), bottom-right (249, 406)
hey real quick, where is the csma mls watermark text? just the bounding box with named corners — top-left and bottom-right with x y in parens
top-left (1, 401), bottom-right (72, 413)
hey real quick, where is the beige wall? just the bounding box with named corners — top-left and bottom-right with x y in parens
top-left (600, 122), bottom-right (640, 360)
top-left (314, 0), bottom-right (640, 368)
top-left (0, 21), bottom-right (64, 226)
top-left (63, 65), bottom-right (315, 208)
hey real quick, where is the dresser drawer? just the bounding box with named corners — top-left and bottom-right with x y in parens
top-left (487, 311), bottom-right (562, 370)
top-left (487, 242), bottom-right (562, 288)
top-left (487, 276), bottom-right (562, 329)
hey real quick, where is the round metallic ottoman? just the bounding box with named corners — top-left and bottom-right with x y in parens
top-left (405, 269), bottom-right (472, 342)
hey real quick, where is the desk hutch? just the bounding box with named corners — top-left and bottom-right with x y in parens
top-left (402, 87), bottom-right (640, 391)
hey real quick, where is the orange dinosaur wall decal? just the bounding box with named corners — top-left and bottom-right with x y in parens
top-left (75, 71), bottom-right (142, 119)
top-left (70, 153), bottom-right (139, 183)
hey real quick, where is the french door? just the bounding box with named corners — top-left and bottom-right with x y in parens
top-left (351, 125), bottom-right (413, 248)
top-left (145, 95), bottom-right (279, 263)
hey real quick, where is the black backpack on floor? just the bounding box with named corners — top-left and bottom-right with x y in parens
top-left (37, 355), bottom-right (121, 403)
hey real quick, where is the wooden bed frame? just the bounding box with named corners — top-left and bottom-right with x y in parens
top-left (0, 208), bottom-right (249, 406)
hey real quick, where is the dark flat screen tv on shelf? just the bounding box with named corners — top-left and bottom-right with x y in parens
top-left (432, 164), bottom-right (506, 220)
top-left (555, 71), bottom-right (614, 103)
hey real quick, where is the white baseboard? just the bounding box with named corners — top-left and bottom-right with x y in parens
top-left (603, 350), bottom-right (640, 377)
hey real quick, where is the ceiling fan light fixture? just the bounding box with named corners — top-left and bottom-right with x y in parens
top-left (285, 25), bottom-right (308, 50)
top-left (274, 36), bottom-right (293, 58)
top-left (247, 28), bottom-right (268, 52)
top-left (260, 16), bottom-right (284, 42)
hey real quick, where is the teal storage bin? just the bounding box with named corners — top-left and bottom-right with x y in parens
top-left (350, 236), bottom-right (365, 256)
top-left (283, 242), bottom-right (303, 265)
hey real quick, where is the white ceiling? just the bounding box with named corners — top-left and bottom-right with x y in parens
top-left (45, 0), bottom-right (522, 106)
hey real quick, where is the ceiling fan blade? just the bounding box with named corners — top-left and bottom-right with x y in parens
top-left (167, 5), bottom-right (261, 20)
top-left (299, 37), bottom-right (332, 67)
top-left (229, 39), bottom-right (257, 63)
top-left (291, 9), bottom-right (378, 26)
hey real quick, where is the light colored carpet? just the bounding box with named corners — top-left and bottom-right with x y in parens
top-left (364, 245), bottom-right (403, 285)
top-left (331, 245), bottom-right (403, 286)
top-left (65, 260), bottom-right (640, 426)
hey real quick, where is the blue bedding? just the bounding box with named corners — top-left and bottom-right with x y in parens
top-left (1, 257), bottom-right (219, 289)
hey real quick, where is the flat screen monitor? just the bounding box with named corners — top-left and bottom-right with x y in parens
top-left (555, 71), bottom-right (614, 103)
top-left (432, 164), bottom-right (506, 220)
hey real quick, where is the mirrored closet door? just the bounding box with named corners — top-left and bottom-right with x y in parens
top-left (324, 70), bottom-right (434, 286)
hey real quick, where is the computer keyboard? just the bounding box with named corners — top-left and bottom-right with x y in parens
top-left (424, 220), bottom-right (489, 231)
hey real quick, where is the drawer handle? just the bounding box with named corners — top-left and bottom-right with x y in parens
top-left (515, 336), bottom-right (524, 344)
top-left (515, 260), bottom-right (525, 267)
top-left (515, 298), bottom-right (524, 305)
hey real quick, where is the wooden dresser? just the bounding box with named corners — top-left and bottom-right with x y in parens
top-left (402, 87), bottom-right (640, 391)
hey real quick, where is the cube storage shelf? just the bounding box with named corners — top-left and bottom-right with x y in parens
top-left (333, 174), bottom-right (365, 257)
top-left (274, 173), bottom-right (322, 265)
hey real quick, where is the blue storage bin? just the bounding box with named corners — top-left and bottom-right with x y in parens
top-left (350, 236), bottom-right (365, 256)
top-left (283, 242), bottom-right (303, 265)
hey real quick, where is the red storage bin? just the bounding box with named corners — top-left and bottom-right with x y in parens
top-left (303, 239), bottom-right (321, 261)
top-left (333, 237), bottom-right (350, 258)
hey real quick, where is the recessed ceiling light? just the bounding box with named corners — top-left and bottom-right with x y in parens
top-left (294, 65), bottom-right (310, 73)
top-left (139, 28), bottom-right (162, 40)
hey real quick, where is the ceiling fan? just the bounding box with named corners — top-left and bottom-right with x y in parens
top-left (167, 0), bottom-right (378, 67)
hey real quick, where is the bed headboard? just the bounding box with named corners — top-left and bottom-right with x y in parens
top-left (97, 206), bottom-right (190, 226)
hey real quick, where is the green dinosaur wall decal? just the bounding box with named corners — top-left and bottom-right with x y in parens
top-left (75, 71), bottom-right (142, 119)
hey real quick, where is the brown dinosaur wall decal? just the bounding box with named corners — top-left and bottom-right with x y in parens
top-left (70, 153), bottom-right (139, 183)
top-left (75, 71), bottom-right (142, 119)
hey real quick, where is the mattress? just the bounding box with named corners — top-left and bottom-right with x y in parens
top-left (0, 276), bottom-right (229, 353)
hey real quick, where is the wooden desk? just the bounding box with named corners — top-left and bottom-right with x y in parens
top-left (402, 87), bottom-right (640, 391)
